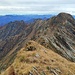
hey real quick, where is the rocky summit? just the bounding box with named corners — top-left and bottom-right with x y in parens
top-left (0, 12), bottom-right (75, 75)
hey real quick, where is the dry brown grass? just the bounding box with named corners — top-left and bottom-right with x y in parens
top-left (1, 40), bottom-right (75, 75)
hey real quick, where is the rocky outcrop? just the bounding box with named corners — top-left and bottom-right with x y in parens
top-left (34, 13), bottom-right (75, 62)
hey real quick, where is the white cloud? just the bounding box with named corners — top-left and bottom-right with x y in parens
top-left (0, 0), bottom-right (75, 15)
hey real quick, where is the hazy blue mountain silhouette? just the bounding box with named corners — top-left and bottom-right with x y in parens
top-left (0, 15), bottom-right (53, 26)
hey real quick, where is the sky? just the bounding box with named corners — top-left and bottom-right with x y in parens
top-left (0, 0), bottom-right (75, 15)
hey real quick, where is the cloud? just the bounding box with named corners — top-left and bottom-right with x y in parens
top-left (0, 0), bottom-right (75, 15)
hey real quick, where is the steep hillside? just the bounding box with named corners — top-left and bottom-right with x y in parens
top-left (1, 41), bottom-right (75, 75)
top-left (0, 20), bottom-right (35, 71)
top-left (33, 13), bottom-right (75, 62)
top-left (0, 12), bottom-right (75, 73)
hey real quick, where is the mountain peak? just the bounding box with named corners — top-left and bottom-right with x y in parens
top-left (50, 12), bottom-right (75, 25)
top-left (57, 12), bottom-right (74, 20)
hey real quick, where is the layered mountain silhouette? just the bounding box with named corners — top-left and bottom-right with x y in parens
top-left (0, 12), bottom-right (75, 75)
top-left (0, 15), bottom-right (52, 26)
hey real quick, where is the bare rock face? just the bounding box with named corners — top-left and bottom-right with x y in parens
top-left (34, 13), bottom-right (75, 62)
top-left (57, 13), bottom-right (74, 22)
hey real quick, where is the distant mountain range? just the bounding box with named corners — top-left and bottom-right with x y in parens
top-left (0, 15), bottom-right (75, 26)
top-left (0, 15), bottom-right (53, 26)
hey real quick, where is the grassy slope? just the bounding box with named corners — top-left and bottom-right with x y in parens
top-left (1, 41), bottom-right (75, 75)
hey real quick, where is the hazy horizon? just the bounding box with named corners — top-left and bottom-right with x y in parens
top-left (0, 13), bottom-right (58, 16)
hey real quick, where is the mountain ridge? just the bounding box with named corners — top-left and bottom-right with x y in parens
top-left (0, 12), bottom-right (75, 74)
top-left (1, 40), bottom-right (75, 75)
